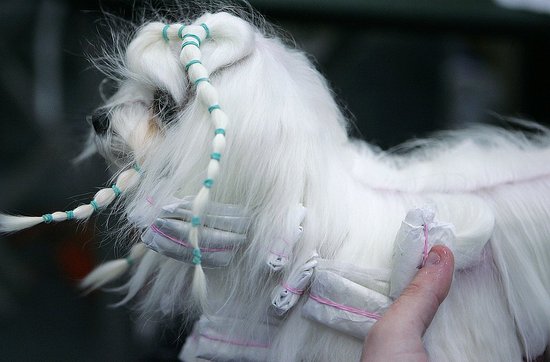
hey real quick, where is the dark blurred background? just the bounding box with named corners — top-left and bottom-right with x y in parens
top-left (0, 0), bottom-right (549, 360)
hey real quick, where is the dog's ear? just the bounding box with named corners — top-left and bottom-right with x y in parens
top-left (125, 22), bottom-right (187, 101)
top-left (124, 13), bottom-right (256, 103)
top-left (193, 12), bottom-right (256, 75)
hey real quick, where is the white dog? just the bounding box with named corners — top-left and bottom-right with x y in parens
top-left (1, 9), bottom-right (550, 362)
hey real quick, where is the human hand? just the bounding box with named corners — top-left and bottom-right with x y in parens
top-left (361, 245), bottom-right (454, 362)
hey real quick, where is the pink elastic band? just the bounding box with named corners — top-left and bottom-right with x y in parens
top-left (146, 196), bottom-right (155, 205)
top-left (200, 333), bottom-right (270, 349)
top-left (282, 282), bottom-right (304, 295)
top-left (421, 223), bottom-right (429, 268)
top-left (309, 293), bottom-right (382, 320)
top-left (269, 249), bottom-right (289, 259)
top-left (280, 237), bottom-right (291, 246)
top-left (150, 224), bottom-right (232, 252)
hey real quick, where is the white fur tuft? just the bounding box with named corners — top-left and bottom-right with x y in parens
top-left (80, 259), bottom-right (130, 293)
top-left (80, 243), bottom-right (147, 294)
top-left (0, 215), bottom-right (44, 233)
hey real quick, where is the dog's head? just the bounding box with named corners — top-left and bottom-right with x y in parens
top-left (89, 11), bottom-right (349, 220)
top-left (0, 10), bottom-right (349, 247)
top-left (90, 12), bottom-right (254, 168)
top-left (82, 10), bottom-right (353, 307)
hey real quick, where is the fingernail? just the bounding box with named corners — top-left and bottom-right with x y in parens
top-left (426, 249), bottom-right (441, 265)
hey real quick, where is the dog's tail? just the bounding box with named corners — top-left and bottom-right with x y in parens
top-left (0, 166), bottom-right (141, 233)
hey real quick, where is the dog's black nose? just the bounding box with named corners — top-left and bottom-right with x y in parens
top-left (91, 112), bottom-right (110, 135)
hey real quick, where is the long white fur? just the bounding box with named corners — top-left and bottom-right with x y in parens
top-left (0, 167), bottom-right (141, 233)
top-left (87, 10), bottom-right (550, 361)
top-left (80, 242), bottom-right (147, 293)
top-left (1, 6), bottom-right (546, 361)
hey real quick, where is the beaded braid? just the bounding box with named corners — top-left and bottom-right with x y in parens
top-left (0, 164), bottom-right (142, 233)
top-left (43, 165), bottom-right (141, 221)
top-left (162, 22), bottom-right (227, 304)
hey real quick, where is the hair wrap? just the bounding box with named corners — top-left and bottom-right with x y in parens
top-left (178, 25), bottom-right (186, 39)
top-left (200, 23), bottom-right (210, 38)
top-left (0, 165), bottom-right (141, 233)
top-left (160, 21), bottom-right (226, 306)
top-left (162, 24), bottom-right (170, 42)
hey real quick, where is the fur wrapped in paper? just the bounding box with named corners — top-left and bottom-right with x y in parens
top-left (389, 206), bottom-right (456, 298)
top-left (302, 260), bottom-right (391, 340)
top-left (1, 8), bottom-right (550, 362)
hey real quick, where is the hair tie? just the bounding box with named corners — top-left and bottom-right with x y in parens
top-left (178, 25), bottom-right (186, 39)
top-left (208, 104), bottom-right (221, 113)
top-left (192, 248), bottom-right (202, 265)
top-left (177, 22), bottom-right (227, 304)
top-left (185, 59), bottom-right (202, 71)
top-left (125, 257), bottom-right (134, 267)
top-left (194, 77), bottom-right (210, 86)
top-left (182, 33), bottom-right (201, 46)
top-left (90, 200), bottom-right (99, 212)
top-left (42, 214), bottom-right (54, 224)
top-left (111, 184), bottom-right (122, 197)
top-left (181, 40), bottom-right (199, 49)
top-left (200, 23), bottom-right (210, 38)
top-left (162, 24), bottom-right (170, 42)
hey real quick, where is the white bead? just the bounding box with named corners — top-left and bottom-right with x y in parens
top-left (192, 187), bottom-right (210, 216)
top-left (188, 63), bottom-right (209, 83)
top-left (117, 168), bottom-right (140, 191)
top-left (207, 160), bottom-right (220, 180)
top-left (94, 188), bottom-right (116, 206)
top-left (180, 45), bottom-right (201, 64)
top-left (212, 110), bottom-right (228, 129)
top-left (212, 134), bottom-right (226, 154)
top-left (52, 211), bottom-right (66, 221)
top-left (74, 204), bottom-right (94, 219)
top-left (189, 227), bottom-right (199, 248)
top-left (197, 82), bottom-right (218, 107)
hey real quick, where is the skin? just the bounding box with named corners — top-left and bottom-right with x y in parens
top-left (361, 245), bottom-right (455, 362)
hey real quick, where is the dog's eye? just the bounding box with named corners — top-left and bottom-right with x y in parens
top-left (152, 89), bottom-right (178, 124)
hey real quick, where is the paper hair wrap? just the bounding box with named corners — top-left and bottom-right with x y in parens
top-left (267, 204), bottom-right (307, 271)
top-left (180, 315), bottom-right (277, 362)
top-left (0, 166), bottom-right (141, 233)
top-left (390, 206), bottom-right (492, 299)
top-left (140, 196), bottom-right (250, 268)
top-left (159, 196), bottom-right (251, 234)
top-left (389, 206), bottom-right (465, 299)
top-left (301, 206), bottom-right (487, 340)
top-left (271, 253), bottom-right (317, 316)
top-left (302, 259), bottom-right (392, 340)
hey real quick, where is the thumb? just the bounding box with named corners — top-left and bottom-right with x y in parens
top-left (383, 245), bottom-right (455, 337)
